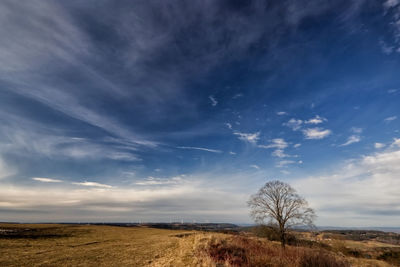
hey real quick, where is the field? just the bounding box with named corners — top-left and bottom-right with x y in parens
top-left (1, 223), bottom-right (399, 266)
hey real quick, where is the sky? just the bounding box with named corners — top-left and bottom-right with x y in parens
top-left (0, 0), bottom-right (399, 226)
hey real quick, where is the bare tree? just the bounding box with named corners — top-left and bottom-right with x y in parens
top-left (248, 180), bottom-right (316, 248)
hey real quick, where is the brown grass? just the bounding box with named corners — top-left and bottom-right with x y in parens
top-left (0, 223), bottom-right (195, 267)
top-left (0, 224), bottom-right (396, 267)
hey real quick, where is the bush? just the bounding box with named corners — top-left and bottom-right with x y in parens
top-left (299, 250), bottom-right (350, 267)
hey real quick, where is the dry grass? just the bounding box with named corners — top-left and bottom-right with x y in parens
top-left (0, 223), bottom-right (195, 267)
top-left (0, 224), bottom-right (397, 267)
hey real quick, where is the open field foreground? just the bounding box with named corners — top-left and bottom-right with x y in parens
top-left (0, 224), bottom-right (399, 267)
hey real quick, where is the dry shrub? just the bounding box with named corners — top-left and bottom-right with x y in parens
top-left (200, 235), bottom-right (350, 267)
top-left (299, 249), bottom-right (350, 267)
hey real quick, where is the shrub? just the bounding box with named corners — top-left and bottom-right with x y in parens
top-left (299, 250), bottom-right (350, 267)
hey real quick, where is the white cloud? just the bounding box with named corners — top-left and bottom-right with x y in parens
top-left (225, 123), bottom-right (232, 129)
top-left (135, 176), bottom-right (184, 186)
top-left (233, 131), bottom-right (260, 144)
top-left (272, 149), bottom-right (290, 158)
top-left (229, 151), bottom-right (237, 155)
top-left (177, 146), bottom-right (222, 153)
top-left (293, 139), bottom-right (400, 226)
top-left (392, 138), bottom-right (400, 147)
top-left (32, 177), bottom-right (62, 183)
top-left (0, 174), bottom-right (251, 223)
top-left (302, 128), bottom-right (331, 139)
top-left (209, 95), bottom-right (218, 106)
top-left (276, 111), bottom-right (287, 116)
top-left (250, 164), bottom-right (260, 170)
top-left (259, 138), bottom-right (290, 158)
top-left (380, 40), bottom-right (395, 54)
top-left (375, 143), bottom-right (386, 149)
top-left (258, 138), bottom-right (288, 149)
top-left (276, 160), bottom-right (296, 167)
top-left (384, 116), bottom-right (397, 122)
top-left (232, 93), bottom-right (243, 99)
top-left (284, 118), bottom-right (303, 130)
top-left (351, 127), bottom-right (363, 134)
top-left (384, 0), bottom-right (400, 10)
top-left (340, 135), bottom-right (361, 146)
top-left (305, 115), bottom-right (326, 124)
top-left (72, 181), bottom-right (113, 188)
top-left (293, 143), bottom-right (301, 148)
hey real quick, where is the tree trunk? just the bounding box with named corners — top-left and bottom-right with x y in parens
top-left (280, 227), bottom-right (286, 248)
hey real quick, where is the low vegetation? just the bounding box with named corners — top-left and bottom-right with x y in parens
top-left (1, 223), bottom-right (399, 266)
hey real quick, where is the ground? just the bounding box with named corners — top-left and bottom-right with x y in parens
top-left (0, 224), bottom-right (399, 266)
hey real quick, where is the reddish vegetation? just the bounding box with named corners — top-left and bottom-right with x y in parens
top-left (202, 235), bottom-right (350, 267)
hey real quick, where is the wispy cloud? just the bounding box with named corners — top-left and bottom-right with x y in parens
top-left (276, 160), bottom-right (296, 168)
top-left (225, 123), bottom-right (233, 130)
top-left (258, 138), bottom-right (291, 158)
top-left (351, 127), bottom-right (363, 134)
top-left (32, 177), bottom-right (63, 183)
top-left (384, 116), bottom-right (397, 122)
top-left (375, 142), bottom-right (386, 149)
top-left (177, 146), bottom-right (222, 153)
top-left (72, 181), bottom-right (113, 188)
top-left (305, 115), bottom-right (327, 124)
top-left (209, 95), bottom-right (218, 106)
top-left (340, 135), bottom-right (361, 146)
top-left (233, 132), bottom-right (260, 144)
top-left (284, 118), bottom-right (303, 131)
top-left (232, 93), bottom-right (243, 99)
top-left (302, 128), bottom-right (332, 139)
top-left (250, 164), bottom-right (260, 170)
top-left (258, 138), bottom-right (288, 149)
top-left (135, 176), bottom-right (184, 186)
top-left (276, 111), bottom-right (287, 116)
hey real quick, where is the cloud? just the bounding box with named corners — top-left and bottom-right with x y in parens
top-left (340, 135), bottom-right (361, 146)
top-left (0, 124), bottom-right (141, 162)
top-left (232, 93), bottom-right (243, 99)
top-left (229, 151), bottom-right (237, 155)
top-left (384, 116), bottom-right (397, 122)
top-left (284, 118), bottom-right (303, 131)
top-left (0, 158), bottom-right (16, 180)
top-left (177, 146), bottom-right (222, 153)
top-left (276, 160), bottom-right (296, 168)
top-left (0, 174), bottom-right (250, 222)
top-left (225, 123), bottom-right (233, 130)
top-left (375, 143), bottom-right (386, 149)
top-left (258, 138), bottom-right (288, 149)
top-left (302, 128), bottom-right (332, 139)
top-left (72, 181), bottom-right (113, 188)
top-left (294, 143), bottom-right (301, 148)
top-left (250, 164), bottom-right (260, 170)
top-left (258, 138), bottom-right (291, 158)
top-left (350, 127), bottom-right (363, 134)
top-left (384, 0), bottom-right (400, 10)
top-left (276, 111), bottom-right (287, 116)
top-left (293, 138), bottom-right (400, 226)
top-left (209, 95), bottom-right (218, 106)
top-left (233, 132), bottom-right (260, 144)
top-left (388, 89), bottom-right (398, 94)
top-left (305, 115), bottom-right (327, 124)
top-left (135, 175), bottom-right (184, 186)
top-left (32, 177), bottom-right (62, 183)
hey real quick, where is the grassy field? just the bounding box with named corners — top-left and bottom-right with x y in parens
top-left (0, 223), bottom-right (398, 266)
top-left (0, 224), bottom-right (197, 266)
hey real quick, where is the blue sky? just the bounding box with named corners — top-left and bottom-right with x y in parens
top-left (0, 0), bottom-right (399, 226)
